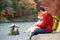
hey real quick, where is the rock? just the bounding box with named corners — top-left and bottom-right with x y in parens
top-left (31, 32), bottom-right (60, 40)
top-left (31, 22), bottom-right (60, 40)
top-left (0, 16), bottom-right (9, 22)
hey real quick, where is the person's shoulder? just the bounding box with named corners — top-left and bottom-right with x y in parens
top-left (45, 13), bottom-right (52, 16)
top-left (44, 13), bottom-right (49, 16)
top-left (44, 13), bottom-right (52, 19)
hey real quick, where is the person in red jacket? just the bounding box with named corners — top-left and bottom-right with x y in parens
top-left (29, 7), bottom-right (53, 40)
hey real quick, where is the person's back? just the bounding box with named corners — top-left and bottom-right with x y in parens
top-left (29, 6), bottom-right (53, 40)
top-left (43, 13), bottom-right (53, 32)
top-left (36, 12), bottom-right (53, 33)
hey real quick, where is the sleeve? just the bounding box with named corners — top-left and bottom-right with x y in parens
top-left (36, 14), bottom-right (50, 28)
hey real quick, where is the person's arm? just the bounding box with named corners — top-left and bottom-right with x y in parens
top-left (36, 14), bottom-right (50, 28)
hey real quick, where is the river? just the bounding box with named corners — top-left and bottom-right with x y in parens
top-left (0, 22), bottom-right (36, 40)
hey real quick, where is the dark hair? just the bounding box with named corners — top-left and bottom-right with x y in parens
top-left (38, 6), bottom-right (45, 12)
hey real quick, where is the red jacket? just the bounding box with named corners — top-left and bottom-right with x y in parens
top-left (36, 13), bottom-right (53, 32)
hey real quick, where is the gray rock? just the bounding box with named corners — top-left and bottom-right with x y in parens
top-left (31, 32), bottom-right (60, 40)
top-left (0, 16), bottom-right (9, 22)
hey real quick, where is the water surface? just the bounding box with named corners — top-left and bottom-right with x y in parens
top-left (0, 22), bottom-right (35, 40)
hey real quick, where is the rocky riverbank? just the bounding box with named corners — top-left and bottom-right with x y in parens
top-left (31, 32), bottom-right (60, 40)
top-left (0, 16), bottom-right (9, 23)
top-left (31, 22), bottom-right (60, 40)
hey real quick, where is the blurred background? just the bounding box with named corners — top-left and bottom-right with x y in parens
top-left (0, 0), bottom-right (60, 22)
top-left (0, 0), bottom-right (60, 40)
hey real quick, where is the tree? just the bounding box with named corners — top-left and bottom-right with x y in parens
top-left (37, 0), bottom-right (60, 18)
top-left (0, 0), bottom-right (7, 16)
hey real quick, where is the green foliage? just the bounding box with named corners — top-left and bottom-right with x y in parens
top-left (34, 0), bottom-right (41, 11)
top-left (0, 4), bottom-right (3, 11)
top-left (0, 3), bottom-right (5, 11)
top-left (0, 0), bottom-right (9, 17)
top-left (11, 0), bottom-right (18, 15)
top-left (34, 0), bottom-right (41, 6)
top-left (0, 0), bottom-right (38, 22)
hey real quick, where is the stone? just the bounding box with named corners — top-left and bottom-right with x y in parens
top-left (31, 32), bottom-right (60, 40)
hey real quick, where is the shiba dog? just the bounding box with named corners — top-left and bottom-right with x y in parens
top-left (25, 14), bottom-right (43, 35)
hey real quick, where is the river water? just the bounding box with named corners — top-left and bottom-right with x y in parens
top-left (0, 22), bottom-right (36, 40)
